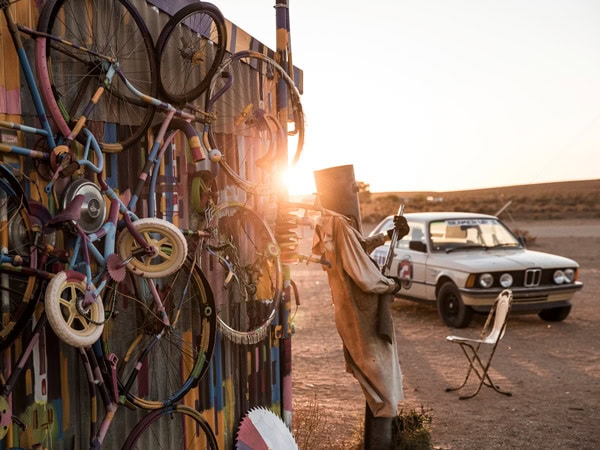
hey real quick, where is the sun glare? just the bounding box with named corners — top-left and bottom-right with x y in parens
top-left (282, 165), bottom-right (316, 197)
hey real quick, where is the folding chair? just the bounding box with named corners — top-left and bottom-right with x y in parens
top-left (445, 289), bottom-right (513, 400)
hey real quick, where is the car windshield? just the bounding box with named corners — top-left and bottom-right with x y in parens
top-left (429, 218), bottom-right (521, 253)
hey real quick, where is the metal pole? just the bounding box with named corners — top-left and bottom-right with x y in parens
top-left (274, 0), bottom-right (295, 429)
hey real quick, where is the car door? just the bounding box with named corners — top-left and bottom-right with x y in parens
top-left (391, 221), bottom-right (428, 300)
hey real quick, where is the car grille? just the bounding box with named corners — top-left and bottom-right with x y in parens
top-left (483, 268), bottom-right (572, 288)
top-left (524, 268), bottom-right (542, 287)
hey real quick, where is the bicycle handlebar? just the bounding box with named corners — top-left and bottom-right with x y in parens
top-left (77, 128), bottom-right (104, 173)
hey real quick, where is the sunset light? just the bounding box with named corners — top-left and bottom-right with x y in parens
top-left (216, 0), bottom-right (600, 193)
top-left (282, 163), bottom-right (315, 197)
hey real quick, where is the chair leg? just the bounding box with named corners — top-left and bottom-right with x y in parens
top-left (478, 346), bottom-right (512, 397)
top-left (459, 367), bottom-right (512, 400)
top-left (448, 342), bottom-right (512, 399)
top-left (445, 342), bottom-right (480, 393)
top-left (458, 353), bottom-right (492, 400)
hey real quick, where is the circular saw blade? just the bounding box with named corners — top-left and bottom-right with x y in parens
top-left (107, 253), bottom-right (126, 282)
top-left (236, 407), bottom-right (298, 450)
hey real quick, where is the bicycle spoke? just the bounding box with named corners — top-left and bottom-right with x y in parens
top-left (204, 202), bottom-right (282, 344)
top-left (36, 0), bottom-right (157, 150)
top-left (205, 51), bottom-right (304, 194)
top-left (156, 2), bottom-right (227, 104)
top-left (102, 260), bottom-right (215, 408)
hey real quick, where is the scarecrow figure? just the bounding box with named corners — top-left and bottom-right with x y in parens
top-left (312, 165), bottom-right (409, 449)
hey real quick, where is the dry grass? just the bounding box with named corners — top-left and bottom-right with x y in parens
top-left (293, 394), bottom-right (433, 450)
top-left (292, 394), bottom-right (333, 449)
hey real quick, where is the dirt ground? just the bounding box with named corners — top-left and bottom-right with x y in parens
top-left (290, 219), bottom-right (600, 449)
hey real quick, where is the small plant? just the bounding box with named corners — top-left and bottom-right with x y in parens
top-left (392, 406), bottom-right (433, 450)
top-left (293, 394), bottom-right (326, 449)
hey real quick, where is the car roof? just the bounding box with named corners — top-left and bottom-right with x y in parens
top-left (385, 212), bottom-right (499, 222)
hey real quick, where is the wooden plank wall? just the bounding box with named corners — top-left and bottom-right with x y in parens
top-left (1, 1), bottom-right (298, 448)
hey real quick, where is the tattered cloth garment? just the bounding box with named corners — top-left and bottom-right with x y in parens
top-left (312, 213), bottom-right (403, 418)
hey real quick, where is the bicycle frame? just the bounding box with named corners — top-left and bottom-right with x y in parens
top-left (0, 4), bottom-right (202, 445)
top-left (2, 2), bottom-right (211, 209)
top-left (0, 307), bottom-right (143, 448)
top-left (1, 2), bottom-right (193, 292)
top-left (31, 21), bottom-right (213, 211)
top-left (79, 343), bottom-right (123, 449)
top-left (0, 6), bottom-right (55, 163)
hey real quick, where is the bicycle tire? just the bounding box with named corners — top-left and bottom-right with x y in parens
top-left (0, 190), bottom-right (41, 350)
top-left (203, 201), bottom-right (282, 344)
top-left (36, 0), bottom-right (158, 151)
top-left (138, 118), bottom-right (206, 219)
top-left (101, 258), bottom-right (216, 409)
top-left (122, 404), bottom-right (218, 449)
top-left (44, 270), bottom-right (105, 348)
top-left (204, 51), bottom-right (305, 194)
top-left (156, 2), bottom-right (227, 105)
top-left (116, 218), bottom-right (188, 279)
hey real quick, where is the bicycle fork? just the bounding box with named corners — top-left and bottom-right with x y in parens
top-left (79, 345), bottom-right (120, 449)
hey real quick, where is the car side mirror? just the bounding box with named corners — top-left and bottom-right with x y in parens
top-left (409, 240), bottom-right (427, 252)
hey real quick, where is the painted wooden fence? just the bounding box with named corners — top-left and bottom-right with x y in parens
top-left (0, 0), bottom-right (301, 448)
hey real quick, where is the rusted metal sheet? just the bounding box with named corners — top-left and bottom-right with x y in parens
top-left (1, 1), bottom-right (299, 448)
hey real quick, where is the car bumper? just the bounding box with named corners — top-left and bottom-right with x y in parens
top-left (460, 282), bottom-right (583, 312)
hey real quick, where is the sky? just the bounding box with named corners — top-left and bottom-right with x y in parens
top-left (215, 0), bottom-right (600, 194)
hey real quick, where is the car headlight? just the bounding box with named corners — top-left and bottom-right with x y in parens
top-left (499, 273), bottom-right (513, 288)
top-left (553, 270), bottom-right (566, 284)
top-left (479, 273), bottom-right (494, 288)
top-left (564, 268), bottom-right (575, 283)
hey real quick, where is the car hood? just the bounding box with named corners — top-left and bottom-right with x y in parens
top-left (432, 248), bottom-right (579, 271)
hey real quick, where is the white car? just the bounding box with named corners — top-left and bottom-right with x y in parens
top-left (370, 212), bottom-right (583, 328)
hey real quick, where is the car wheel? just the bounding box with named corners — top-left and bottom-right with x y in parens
top-left (437, 282), bottom-right (473, 328)
top-left (538, 305), bottom-right (571, 322)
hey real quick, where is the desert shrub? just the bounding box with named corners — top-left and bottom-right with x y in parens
top-left (293, 394), bottom-right (324, 449)
top-left (392, 407), bottom-right (433, 450)
top-left (350, 407), bottom-right (434, 450)
top-left (359, 180), bottom-right (600, 221)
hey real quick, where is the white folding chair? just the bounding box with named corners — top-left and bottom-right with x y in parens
top-left (445, 289), bottom-right (513, 400)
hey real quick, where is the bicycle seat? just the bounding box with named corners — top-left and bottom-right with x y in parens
top-left (47, 194), bottom-right (85, 226)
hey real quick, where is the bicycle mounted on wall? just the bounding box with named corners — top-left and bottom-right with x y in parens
top-left (1, 0), bottom-right (304, 447)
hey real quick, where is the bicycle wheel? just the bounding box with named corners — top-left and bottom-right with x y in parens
top-left (204, 51), bottom-right (305, 193)
top-left (156, 2), bottom-right (227, 105)
top-left (101, 259), bottom-right (216, 409)
top-left (116, 218), bottom-right (188, 279)
top-left (123, 404), bottom-right (218, 449)
top-left (36, 0), bottom-right (158, 151)
top-left (204, 202), bottom-right (282, 344)
top-left (0, 189), bottom-right (41, 350)
top-left (44, 270), bottom-right (105, 348)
